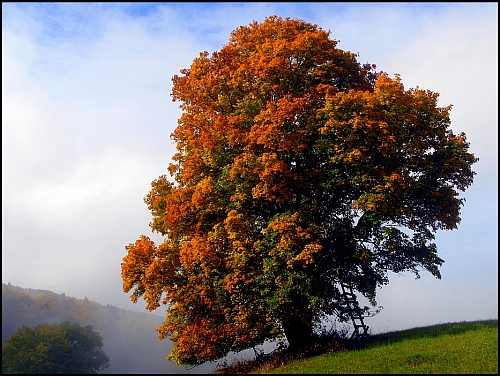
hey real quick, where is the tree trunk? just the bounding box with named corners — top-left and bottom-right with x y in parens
top-left (281, 314), bottom-right (314, 349)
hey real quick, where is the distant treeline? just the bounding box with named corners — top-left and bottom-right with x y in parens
top-left (1, 283), bottom-right (198, 374)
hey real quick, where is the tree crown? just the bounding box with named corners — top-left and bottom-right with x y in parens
top-left (122, 16), bottom-right (477, 365)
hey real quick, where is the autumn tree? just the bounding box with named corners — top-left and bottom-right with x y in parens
top-left (2, 321), bottom-right (109, 374)
top-left (121, 16), bottom-right (478, 365)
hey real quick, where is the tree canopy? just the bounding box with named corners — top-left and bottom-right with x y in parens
top-left (2, 321), bottom-right (109, 374)
top-left (121, 15), bottom-right (478, 365)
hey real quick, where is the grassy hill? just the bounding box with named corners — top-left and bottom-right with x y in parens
top-left (217, 320), bottom-right (498, 374)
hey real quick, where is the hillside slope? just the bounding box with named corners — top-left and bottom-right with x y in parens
top-left (2, 283), bottom-right (216, 374)
top-left (251, 320), bottom-right (498, 374)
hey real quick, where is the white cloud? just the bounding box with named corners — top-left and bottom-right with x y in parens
top-left (15, 149), bottom-right (148, 228)
top-left (384, 4), bottom-right (498, 175)
top-left (2, 3), bottom-right (187, 307)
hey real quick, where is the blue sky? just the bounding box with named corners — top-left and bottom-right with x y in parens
top-left (2, 0), bottom-right (498, 356)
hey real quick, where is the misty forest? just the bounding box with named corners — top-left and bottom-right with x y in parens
top-left (1, 283), bottom-right (217, 374)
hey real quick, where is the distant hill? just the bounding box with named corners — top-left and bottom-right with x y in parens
top-left (1, 283), bottom-right (216, 374)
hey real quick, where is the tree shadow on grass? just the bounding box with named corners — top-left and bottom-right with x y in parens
top-left (363, 319), bottom-right (498, 348)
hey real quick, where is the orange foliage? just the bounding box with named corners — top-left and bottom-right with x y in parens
top-left (122, 16), bottom-right (477, 365)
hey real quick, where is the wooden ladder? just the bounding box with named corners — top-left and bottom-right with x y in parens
top-left (339, 281), bottom-right (369, 340)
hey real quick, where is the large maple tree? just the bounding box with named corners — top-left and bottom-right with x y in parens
top-left (121, 16), bottom-right (478, 365)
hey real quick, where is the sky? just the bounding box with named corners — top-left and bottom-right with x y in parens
top-left (2, 0), bottom-right (498, 350)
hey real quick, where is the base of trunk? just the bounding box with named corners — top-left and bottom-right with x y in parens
top-left (281, 316), bottom-right (314, 349)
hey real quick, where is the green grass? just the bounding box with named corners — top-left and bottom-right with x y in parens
top-left (253, 320), bottom-right (498, 374)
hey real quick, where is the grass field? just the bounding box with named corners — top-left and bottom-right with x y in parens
top-left (228, 320), bottom-right (498, 374)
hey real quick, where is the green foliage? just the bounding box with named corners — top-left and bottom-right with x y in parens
top-left (2, 321), bottom-right (109, 374)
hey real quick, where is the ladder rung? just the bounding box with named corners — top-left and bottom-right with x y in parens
top-left (340, 281), bottom-right (370, 340)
